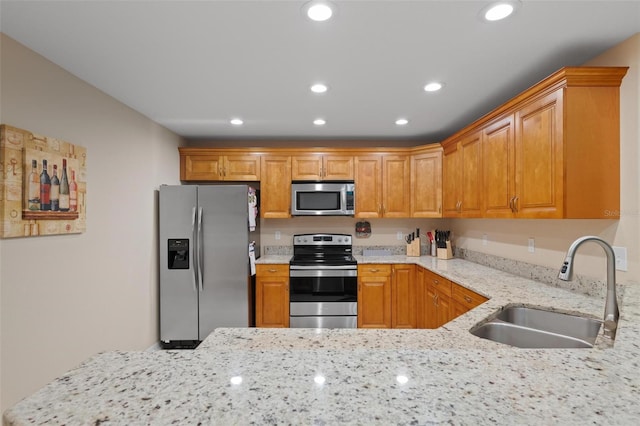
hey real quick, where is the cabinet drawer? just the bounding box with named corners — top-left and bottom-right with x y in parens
top-left (256, 264), bottom-right (289, 277)
top-left (423, 269), bottom-right (451, 297)
top-left (451, 282), bottom-right (488, 309)
top-left (358, 264), bottom-right (392, 276)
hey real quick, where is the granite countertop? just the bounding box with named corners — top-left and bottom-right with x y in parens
top-left (5, 257), bottom-right (640, 425)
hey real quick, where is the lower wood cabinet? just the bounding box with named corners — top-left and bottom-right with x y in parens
top-left (255, 264), bottom-right (289, 327)
top-left (450, 281), bottom-right (488, 320)
top-left (417, 266), bottom-right (487, 329)
top-left (255, 262), bottom-right (487, 330)
top-left (357, 264), bottom-right (392, 328)
top-left (391, 264), bottom-right (416, 328)
top-left (358, 264), bottom-right (417, 329)
top-left (419, 267), bottom-right (453, 329)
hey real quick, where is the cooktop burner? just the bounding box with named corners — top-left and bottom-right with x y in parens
top-left (290, 233), bottom-right (356, 266)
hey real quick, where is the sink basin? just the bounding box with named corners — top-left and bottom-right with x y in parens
top-left (470, 306), bottom-right (602, 349)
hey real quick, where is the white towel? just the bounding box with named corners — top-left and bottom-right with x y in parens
top-left (249, 241), bottom-right (256, 276)
top-left (248, 187), bottom-right (257, 231)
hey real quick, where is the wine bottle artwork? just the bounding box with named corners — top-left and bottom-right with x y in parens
top-left (50, 164), bottom-right (60, 211)
top-left (28, 159), bottom-right (40, 210)
top-left (1, 124), bottom-right (87, 238)
top-left (69, 168), bottom-right (78, 212)
top-left (60, 159), bottom-right (70, 212)
top-left (39, 159), bottom-right (51, 211)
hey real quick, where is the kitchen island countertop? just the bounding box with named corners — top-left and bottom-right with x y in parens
top-left (4, 257), bottom-right (640, 425)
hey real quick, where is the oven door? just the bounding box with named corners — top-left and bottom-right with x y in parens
top-left (289, 266), bottom-right (357, 328)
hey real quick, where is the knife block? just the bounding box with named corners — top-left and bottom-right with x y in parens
top-left (406, 238), bottom-right (420, 257)
top-left (437, 241), bottom-right (454, 260)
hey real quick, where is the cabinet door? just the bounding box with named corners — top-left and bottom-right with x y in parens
top-left (411, 151), bottom-right (442, 217)
top-left (260, 156), bottom-right (291, 218)
top-left (442, 144), bottom-right (460, 217)
top-left (459, 131), bottom-right (482, 217)
top-left (435, 293), bottom-right (452, 326)
top-left (355, 156), bottom-right (382, 218)
top-left (382, 155), bottom-right (411, 217)
top-left (224, 155), bottom-right (261, 181)
top-left (515, 90), bottom-right (563, 218)
top-left (391, 264), bottom-right (416, 328)
top-left (182, 155), bottom-right (222, 181)
top-left (483, 115), bottom-right (515, 217)
top-left (415, 266), bottom-right (426, 328)
top-left (357, 265), bottom-right (392, 328)
top-left (451, 282), bottom-right (488, 311)
top-left (255, 265), bottom-right (289, 328)
top-left (423, 285), bottom-right (439, 329)
top-left (323, 155), bottom-right (354, 180)
top-left (291, 155), bottom-right (323, 180)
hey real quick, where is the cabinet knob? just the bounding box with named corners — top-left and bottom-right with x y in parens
top-left (369, 268), bottom-right (379, 273)
top-left (268, 268), bottom-right (277, 273)
top-left (464, 296), bottom-right (472, 304)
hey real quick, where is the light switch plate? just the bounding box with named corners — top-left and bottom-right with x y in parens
top-left (528, 238), bottom-right (535, 253)
top-left (397, 231), bottom-right (404, 241)
top-left (613, 246), bottom-right (628, 271)
top-left (275, 231), bottom-right (281, 240)
top-left (482, 234), bottom-right (488, 246)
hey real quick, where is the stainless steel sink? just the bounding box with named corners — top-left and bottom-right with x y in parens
top-left (470, 306), bottom-right (602, 349)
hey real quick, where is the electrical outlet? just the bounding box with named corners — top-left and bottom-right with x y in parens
top-left (397, 231), bottom-right (404, 241)
top-left (528, 238), bottom-right (535, 253)
top-left (482, 234), bottom-right (488, 246)
top-left (613, 246), bottom-right (628, 271)
top-left (275, 231), bottom-right (281, 240)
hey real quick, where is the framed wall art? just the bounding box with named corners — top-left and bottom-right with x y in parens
top-left (0, 124), bottom-right (87, 238)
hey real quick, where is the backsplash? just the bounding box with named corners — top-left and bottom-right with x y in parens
top-left (457, 248), bottom-right (625, 301)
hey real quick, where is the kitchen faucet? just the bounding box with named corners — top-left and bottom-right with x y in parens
top-left (558, 236), bottom-right (619, 340)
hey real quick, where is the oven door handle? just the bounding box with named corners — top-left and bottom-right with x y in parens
top-left (290, 265), bottom-right (357, 270)
top-left (289, 269), bottom-right (357, 278)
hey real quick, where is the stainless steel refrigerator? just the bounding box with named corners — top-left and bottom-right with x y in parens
top-left (159, 184), bottom-right (259, 348)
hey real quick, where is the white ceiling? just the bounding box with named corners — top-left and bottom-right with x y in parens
top-left (1, 0), bottom-right (639, 144)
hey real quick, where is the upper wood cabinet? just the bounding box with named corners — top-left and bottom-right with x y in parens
top-left (442, 131), bottom-right (482, 218)
top-left (482, 115), bottom-right (515, 217)
top-left (291, 154), bottom-right (353, 181)
top-left (443, 66), bottom-right (628, 219)
top-left (260, 155), bottom-right (291, 218)
top-left (411, 149), bottom-right (443, 217)
top-left (180, 152), bottom-right (260, 181)
top-left (355, 154), bottom-right (411, 218)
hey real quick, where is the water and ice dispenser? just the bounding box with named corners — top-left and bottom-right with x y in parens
top-left (167, 239), bottom-right (189, 269)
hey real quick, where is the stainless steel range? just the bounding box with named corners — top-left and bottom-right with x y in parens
top-left (289, 233), bottom-right (358, 328)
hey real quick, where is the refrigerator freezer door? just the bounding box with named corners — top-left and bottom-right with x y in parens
top-left (159, 185), bottom-right (199, 342)
top-left (198, 185), bottom-right (250, 339)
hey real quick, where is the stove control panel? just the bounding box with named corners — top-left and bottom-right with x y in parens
top-left (293, 233), bottom-right (352, 246)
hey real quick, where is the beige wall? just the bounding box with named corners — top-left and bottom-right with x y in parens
top-left (260, 217), bottom-right (451, 250)
top-left (453, 34), bottom-right (640, 285)
top-left (0, 34), bottom-right (184, 411)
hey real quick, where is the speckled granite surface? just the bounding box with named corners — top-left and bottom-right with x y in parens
top-left (4, 257), bottom-right (640, 425)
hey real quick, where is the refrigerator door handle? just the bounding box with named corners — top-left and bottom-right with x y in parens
top-left (191, 206), bottom-right (198, 292)
top-left (197, 206), bottom-right (204, 292)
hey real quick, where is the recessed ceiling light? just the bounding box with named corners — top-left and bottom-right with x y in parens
top-left (311, 83), bottom-right (328, 94)
top-left (481, 1), bottom-right (520, 22)
top-left (313, 118), bottom-right (326, 126)
top-left (230, 118), bottom-right (243, 125)
top-left (304, 1), bottom-right (334, 22)
top-left (423, 82), bottom-right (443, 92)
top-left (395, 118), bottom-right (409, 126)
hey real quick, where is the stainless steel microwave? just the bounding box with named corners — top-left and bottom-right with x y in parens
top-left (291, 182), bottom-right (355, 216)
